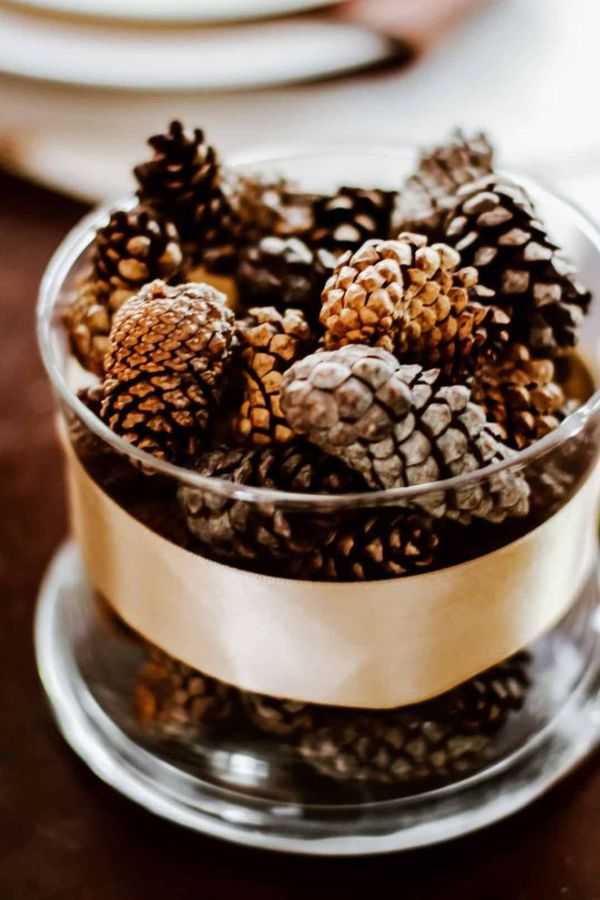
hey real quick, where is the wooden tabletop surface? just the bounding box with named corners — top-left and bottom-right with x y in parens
top-left (4, 168), bottom-right (600, 899)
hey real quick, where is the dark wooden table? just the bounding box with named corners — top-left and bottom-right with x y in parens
top-left (3, 168), bottom-right (600, 899)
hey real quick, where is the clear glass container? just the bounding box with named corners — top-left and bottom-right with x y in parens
top-left (36, 151), bottom-right (600, 855)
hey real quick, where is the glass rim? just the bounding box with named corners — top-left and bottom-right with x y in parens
top-left (37, 149), bottom-right (600, 509)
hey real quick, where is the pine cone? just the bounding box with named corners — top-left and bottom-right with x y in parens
top-left (237, 237), bottom-right (336, 322)
top-left (190, 184), bottom-right (245, 275)
top-left (235, 306), bottom-right (314, 446)
top-left (68, 388), bottom-right (180, 512)
top-left (134, 120), bottom-right (221, 242)
top-left (66, 210), bottom-right (184, 375)
top-left (320, 235), bottom-right (508, 372)
top-left (444, 176), bottom-right (592, 353)
top-left (441, 651), bottom-right (531, 729)
top-left (230, 174), bottom-right (316, 241)
top-left (70, 388), bottom-right (196, 545)
top-left (297, 509), bottom-right (442, 580)
top-left (101, 280), bottom-right (236, 463)
top-left (319, 238), bottom-right (408, 352)
top-left (393, 235), bottom-right (510, 374)
top-left (310, 187), bottom-right (397, 254)
top-left (281, 345), bottom-right (530, 522)
top-left (241, 693), bottom-right (315, 737)
top-left (94, 207), bottom-right (183, 295)
top-left (393, 130), bottom-right (494, 239)
top-left (68, 385), bottom-right (105, 455)
top-left (300, 653), bottom-right (530, 784)
top-left (63, 278), bottom-right (112, 375)
top-left (472, 344), bottom-right (567, 449)
top-left (178, 443), bottom-right (366, 567)
top-left (68, 386), bottom-right (128, 488)
top-left (135, 644), bottom-right (235, 730)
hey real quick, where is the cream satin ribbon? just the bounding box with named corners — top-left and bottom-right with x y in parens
top-left (65, 440), bottom-right (598, 709)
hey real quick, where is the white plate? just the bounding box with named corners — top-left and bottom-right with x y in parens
top-left (0, 7), bottom-right (391, 90)
top-left (5, 0), bottom-right (338, 22)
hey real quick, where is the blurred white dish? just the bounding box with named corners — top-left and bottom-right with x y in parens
top-left (6, 0), bottom-right (338, 22)
top-left (3, 0), bottom-right (597, 209)
top-left (0, 7), bottom-right (390, 90)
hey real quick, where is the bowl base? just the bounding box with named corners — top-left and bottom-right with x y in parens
top-left (35, 541), bottom-right (600, 856)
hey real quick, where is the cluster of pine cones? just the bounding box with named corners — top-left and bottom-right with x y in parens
top-left (64, 120), bottom-right (592, 582)
top-left (62, 122), bottom-right (594, 785)
top-left (133, 638), bottom-right (531, 787)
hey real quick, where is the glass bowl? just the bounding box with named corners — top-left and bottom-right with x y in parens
top-left (35, 150), bottom-right (600, 855)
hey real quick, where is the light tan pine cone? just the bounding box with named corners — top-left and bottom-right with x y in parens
top-left (471, 344), bottom-right (568, 450)
top-left (320, 235), bottom-right (508, 374)
top-left (320, 238), bottom-right (410, 351)
top-left (444, 176), bottom-right (591, 354)
top-left (235, 306), bottom-right (314, 446)
top-left (135, 644), bottom-right (235, 730)
top-left (393, 130), bottom-right (494, 239)
top-left (280, 345), bottom-right (530, 522)
top-left (101, 280), bottom-right (236, 463)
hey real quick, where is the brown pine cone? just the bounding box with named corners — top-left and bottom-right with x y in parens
top-left (101, 280), bottom-right (236, 463)
top-left (444, 176), bottom-right (592, 354)
top-left (235, 306), bottom-right (314, 446)
top-left (320, 235), bottom-right (508, 373)
top-left (134, 120), bottom-right (222, 242)
top-left (236, 237), bottom-right (337, 322)
top-left (63, 278), bottom-right (113, 375)
top-left (299, 653), bottom-right (530, 784)
top-left (310, 186), bottom-right (397, 253)
top-left (68, 388), bottom-right (181, 514)
top-left (68, 386), bottom-right (132, 495)
top-left (472, 344), bottom-right (567, 450)
top-left (441, 651), bottom-right (531, 729)
top-left (68, 385), bottom-right (105, 456)
top-left (188, 180), bottom-right (250, 275)
top-left (66, 210), bottom-right (184, 376)
top-left (230, 173), bottom-right (316, 242)
top-left (178, 443), bottom-right (367, 567)
top-left (241, 693), bottom-right (315, 737)
top-left (94, 207), bottom-right (183, 296)
top-left (297, 509), bottom-right (442, 580)
top-left (393, 130), bottom-right (494, 239)
top-left (281, 345), bottom-right (530, 522)
top-left (135, 644), bottom-right (235, 730)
